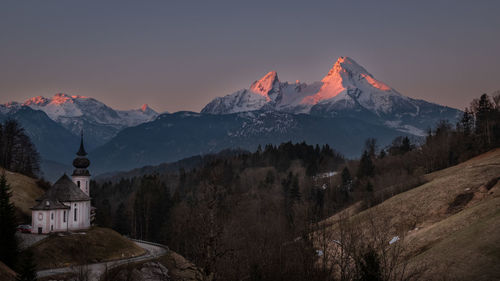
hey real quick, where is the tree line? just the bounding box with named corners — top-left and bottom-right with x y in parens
top-left (340, 92), bottom-right (500, 209)
top-left (0, 119), bottom-right (40, 177)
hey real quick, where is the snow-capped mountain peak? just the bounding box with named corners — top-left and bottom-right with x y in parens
top-left (323, 56), bottom-right (371, 80)
top-left (202, 56), bottom-right (402, 113)
top-left (249, 71), bottom-right (280, 101)
top-left (2, 93), bottom-right (160, 148)
top-left (201, 56), bottom-right (461, 136)
top-left (302, 56), bottom-right (395, 105)
top-left (24, 95), bottom-right (50, 106)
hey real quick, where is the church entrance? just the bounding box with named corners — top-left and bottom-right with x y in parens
top-left (38, 227), bottom-right (42, 234)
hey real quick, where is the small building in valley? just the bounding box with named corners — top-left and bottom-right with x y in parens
top-left (31, 134), bottom-right (92, 234)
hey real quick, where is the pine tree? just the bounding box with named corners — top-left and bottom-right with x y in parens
top-left (341, 167), bottom-right (352, 201)
top-left (472, 94), bottom-right (494, 149)
top-left (341, 167), bottom-right (352, 191)
top-left (114, 203), bottom-right (129, 235)
top-left (364, 138), bottom-right (377, 158)
top-left (357, 151), bottom-right (375, 179)
top-left (401, 137), bottom-right (411, 153)
top-left (16, 250), bottom-right (37, 281)
top-left (0, 174), bottom-right (19, 268)
top-left (458, 108), bottom-right (474, 136)
top-left (378, 149), bottom-right (386, 159)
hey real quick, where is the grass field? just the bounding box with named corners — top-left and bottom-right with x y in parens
top-left (29, 227), bottom-right (145, 270)
top-left (1, 168), bottom-right (44, 221)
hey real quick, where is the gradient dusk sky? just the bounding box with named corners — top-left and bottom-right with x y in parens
top-left (1, 0), bottom-right (499, 112)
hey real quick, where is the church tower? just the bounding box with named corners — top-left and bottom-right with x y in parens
top-left (72, 132), bottom-right (91, 196)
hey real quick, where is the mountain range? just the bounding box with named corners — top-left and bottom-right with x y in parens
top-left (202, 57), bottom-right (459, 136)
top-left (1, 57), bottom-right (461, 178)
top-left (0, 94), bottom-right (159, 179)
top-left (1, 94), bottom-right (159, 149)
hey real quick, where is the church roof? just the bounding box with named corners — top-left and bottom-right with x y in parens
top-left (31, 198), bottom-right (70, 210)
top-left (38, 174), bottom-right (90, 203)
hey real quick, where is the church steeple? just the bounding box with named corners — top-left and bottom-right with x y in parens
top-left (73, 132), bottom-right (90, 170)
top-left (72, 131), bottom-right (91, 195)
top-left (76, 131), bottom-right (87, 156)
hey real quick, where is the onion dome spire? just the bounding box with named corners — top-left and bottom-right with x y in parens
top-left (73, 130), bottom-right (90, 171)
top-left (77, 130), bottom-right (87, 156)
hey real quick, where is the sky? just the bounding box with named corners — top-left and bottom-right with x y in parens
top-left (1, 0), bottom-right (499, 113)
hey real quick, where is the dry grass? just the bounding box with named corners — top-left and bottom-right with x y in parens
top-left (157, 251), bottom-right (206, 281)
top-left (319, 148), bottom-right (500, 280)
top-left (30, 227), bottom-right (145, 270)
top-left (1, 168), bottom-right (44, 219)
top-left (0, 261), bottom-right (16, 281)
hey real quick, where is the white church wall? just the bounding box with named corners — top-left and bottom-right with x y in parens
top-left (67, 201), bottom-right (91, 231)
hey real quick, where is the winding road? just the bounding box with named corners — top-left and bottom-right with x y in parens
top-left (36, 240), bottom-right (168, 281)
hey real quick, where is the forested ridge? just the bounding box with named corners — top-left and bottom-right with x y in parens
top-left (89, 92), bottom-right (499, 280)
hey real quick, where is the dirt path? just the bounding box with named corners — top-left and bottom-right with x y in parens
top-left (17, 233), bottom-right (48, 249)
top-left (36, 240), bottom-right (168, 281)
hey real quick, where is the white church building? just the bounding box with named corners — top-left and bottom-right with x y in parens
top-left (31, 134), bottom-right (93, 234)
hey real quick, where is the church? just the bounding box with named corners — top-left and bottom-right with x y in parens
top-left (31, 134), bottom-right (93, 234)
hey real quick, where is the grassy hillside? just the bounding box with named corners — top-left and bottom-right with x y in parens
top-left (319, 148), bottom-right (500, 280)
top-left (29, 227), bottom-right (145, 270)
top-left (1, 168), bottom-right (44, 220)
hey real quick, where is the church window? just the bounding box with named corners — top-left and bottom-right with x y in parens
top-left (63, 211), bottom-right (66, 222)
top-left (74, 208), bottom-right (77, 221)
top-left (51, 225), bottom-right (53, 231)
top-left (77, 181), bottom-right (80, 187)
top-left (51, 213), bottom-right (54, 220)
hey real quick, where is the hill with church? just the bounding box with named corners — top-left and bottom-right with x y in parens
top-left (0, 134), bottom-right (204, 281)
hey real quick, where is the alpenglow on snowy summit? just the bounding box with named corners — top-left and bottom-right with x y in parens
top-left (202, 57), bottom-right (460, 136)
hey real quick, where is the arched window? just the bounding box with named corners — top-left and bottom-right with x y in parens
top-left (74, 208), bottom-right (77, 221)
